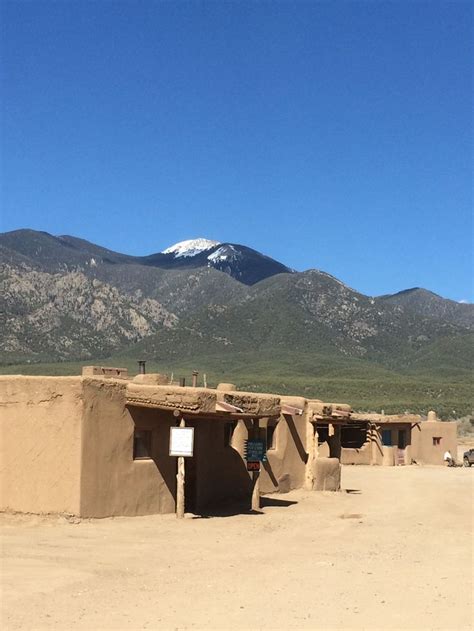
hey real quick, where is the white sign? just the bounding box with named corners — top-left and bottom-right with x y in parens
top-left (169, 426), bottom-right (194, 457)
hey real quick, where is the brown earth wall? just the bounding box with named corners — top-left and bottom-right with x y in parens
top-left (79, 379), bottom-right (177, 517)
top-left (341, 443), bottom-right (372, 465)
top-left (0, 376), bottom-right (83, 515)
top-left (185, 419), bottom-right (252, 513)
top-left (411, 421), bottom-right (457, 465)
top-left (231, 401), bottom-right (308, 495)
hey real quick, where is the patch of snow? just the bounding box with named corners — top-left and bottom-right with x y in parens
top-left (207, 245), bottom-right (238, 263)
top-left (162, 238), bottom-right (221, 258)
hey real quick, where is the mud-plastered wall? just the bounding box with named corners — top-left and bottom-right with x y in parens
top-left (261, 397), bottom-right (308, 494)
top-left (0, 376), bottom-right (83, 514)
top-left (185, 419), bottom-right (252, 512)
top-left (411, 421), bottom-right (457, 465)
top-left (341, 444), bottom-right (372, 465)
top-left (79, 379), bottom-right (176, 517)
top-left (228, 404), bottom-right (308, 495)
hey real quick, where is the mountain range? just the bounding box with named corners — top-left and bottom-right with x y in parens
top-left (1, 229), bottom-right (472, 416)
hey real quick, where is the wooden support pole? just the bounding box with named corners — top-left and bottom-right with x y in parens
top-left (251, 418), bottom-right (260, 511)
top-left (305, 415), bottom-right (315, 491)
top-left (176, 417), bottom-right (185, 519)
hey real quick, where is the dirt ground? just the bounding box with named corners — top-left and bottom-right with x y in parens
top-left (1, 465), bottom-right (472, 631)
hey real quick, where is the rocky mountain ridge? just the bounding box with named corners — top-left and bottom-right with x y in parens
top-left (0, 229), bottom-right (472, 374)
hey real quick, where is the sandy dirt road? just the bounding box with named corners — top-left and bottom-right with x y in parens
top-left (1, 465), bottom-right (472, 630)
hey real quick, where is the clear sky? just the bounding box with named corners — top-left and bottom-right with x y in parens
top-left (1, 1), bottom-right (472, 301)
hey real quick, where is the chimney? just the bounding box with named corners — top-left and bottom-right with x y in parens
top-left (192, 371), bottom-right (198, 387)
top-left (137, 360), bottom-right (146, 375)
top-left (179, 377), bottom-right (186, 387)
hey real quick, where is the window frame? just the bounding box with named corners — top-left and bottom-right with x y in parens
top-left (133, 429), bottom-right (153, 460)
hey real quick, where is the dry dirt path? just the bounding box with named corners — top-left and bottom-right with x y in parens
top-left (1, 465), bottom-right (472, 630)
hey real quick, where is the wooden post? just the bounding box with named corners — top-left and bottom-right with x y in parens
top-left (305, 414), bottom-right (315, 491)
top-left (251, 419), bottom-right (260, 511)
top-left (176, 417), bottom-right (185, 519)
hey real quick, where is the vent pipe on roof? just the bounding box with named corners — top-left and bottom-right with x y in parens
top-left (137, 360), bottom-right (146, 375)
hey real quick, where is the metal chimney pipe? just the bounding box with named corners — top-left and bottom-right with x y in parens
top-left (137, 360), bottom-right (146, 375)
top-left (192, 371), bottom-right (198, 387)
top-left (179, 377), bottom-right (186, 387)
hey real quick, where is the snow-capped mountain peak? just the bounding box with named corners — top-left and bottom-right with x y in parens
top-left (207, 244), bottom-right (239, 263)
top-left (162, 238), bottom-right (221, 258)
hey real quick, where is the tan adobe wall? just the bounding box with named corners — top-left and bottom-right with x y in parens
top-left (341, 424), bottom-right (413, 466)
top-left (263, 398), bottom-right (308, 494)
top-left (79, 379), bottom-right (177, 517)
top-left (230, 396), bottom-right (308, 494)
top-left (185, 418), bottom-right (252, 512)
top-left (313, 457), bottom-right (341, 491)
top-left (411, 420), bottom-right (457, 465)
top-left (341, 443), bottom-right (372, 465)
top-left (380, 425), bottom-right (413, 466)
top-left (0, 376), bottom-right (83, 515)
top-left (79, 381), bottom-right (254, 517)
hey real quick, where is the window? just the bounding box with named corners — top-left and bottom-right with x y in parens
top-left (315, 424), bottom-right (329, 445)
top-left (398, 430), bottom-right (406, 449)
top-left (267, 420), bottom-right (279, 450)
top-left (341, 423), bottom-right (368, 449)
top-left (133, 429), bottom-right (152, 459)
top-left (433, 437), bottom-right (441, 446)
top-left (224, 421), bottom-right (237, 447)
top-left (382, 429), bottom-right (392, 446)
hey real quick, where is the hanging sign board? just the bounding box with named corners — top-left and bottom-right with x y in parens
top-left (244, 439), bottom-right (266, 462)
top-left (169, 426), bottom-right (194, 457)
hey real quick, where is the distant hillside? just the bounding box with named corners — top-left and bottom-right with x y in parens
top-left (1, 228), bottom-right (473, 416)
top-left (379, 287), bottom-right (473, 330)
top-left (0, 230), bottom-right (292, 285)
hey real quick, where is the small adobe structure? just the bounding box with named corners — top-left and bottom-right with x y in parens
top-left (0, 368), bottom-right (457, 518)
top-left (339, 410), bottom-right (457, 467)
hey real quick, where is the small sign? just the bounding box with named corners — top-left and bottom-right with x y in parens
top-left (247, 461), bottom-right (261, 472)
top-left (244, 439), bottom-right (266, 462)
top-left (169, 426), bottom-right (194, 457)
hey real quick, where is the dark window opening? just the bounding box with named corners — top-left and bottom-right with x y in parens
top-left (133, 429), bottom-right (152, 459)
top-left (398, 430), bottom-right (407, 449)
top-left (315, 424), bottom-right (329, 445)
top-left (433, 437), bottom-right (441, 446)
top-left (224, 421), bottom-right (237, 447)
top-left (341, 423), bottom-right (368, 449)
top-left (382, 429), bottom-right (392, 446)
top-left (267, 421), bottom-right (279, 450)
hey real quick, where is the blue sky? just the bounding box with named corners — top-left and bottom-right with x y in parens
top-left (1, 1), bottom-right (472, 301)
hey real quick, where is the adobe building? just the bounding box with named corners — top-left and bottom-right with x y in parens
top-left (228, 395), bottom-right (351, 494)
top-left (340, 411), bottom-right (457, 466)
top-left (0, 369), bottom-right (458, 518)
top-left (0, 374), bottom-right (280, 517)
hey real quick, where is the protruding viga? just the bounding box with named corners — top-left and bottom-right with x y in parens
top-left (126, 383), bottom-right (217, 413)
top-left (216, 388), bottom-right (280, 417)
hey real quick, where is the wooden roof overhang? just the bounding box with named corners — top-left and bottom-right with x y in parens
top-left (308, 400), bottom-right (355, 425)
top-left (310, 415), bottom-right (358, 426)
top-left (350, 413), bottom-right (421, 425)
top-left (125, 383), bottom-right (280, 421)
